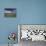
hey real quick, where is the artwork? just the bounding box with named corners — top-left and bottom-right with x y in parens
top-left (18, 24), bottom-right (46, 41)
top-left (4, 8), bottom-right (16, 17)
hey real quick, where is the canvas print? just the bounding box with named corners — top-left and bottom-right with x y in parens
top-left (4, 8), bottom-right (16, 17)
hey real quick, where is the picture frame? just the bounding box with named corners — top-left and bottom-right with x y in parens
top-left (4, 8), bottom-right (16, 17)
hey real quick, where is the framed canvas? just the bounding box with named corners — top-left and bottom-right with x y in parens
top-left (4, 8), bottom-right (16, 17)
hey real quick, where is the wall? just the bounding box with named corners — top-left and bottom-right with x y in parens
top-left (0, 0), bottom-right (46, 44)
top-left (20, 0), bottom-right (46, 24)
top-left (0, 0), bottom-right (19, 44)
